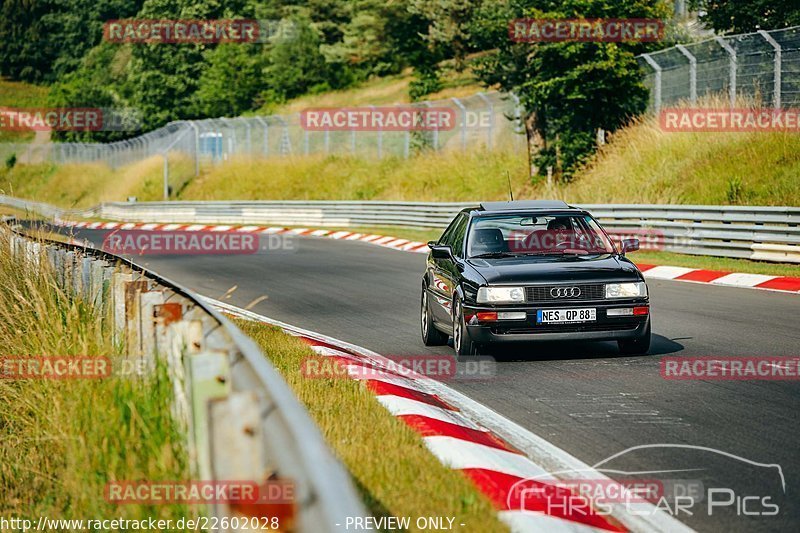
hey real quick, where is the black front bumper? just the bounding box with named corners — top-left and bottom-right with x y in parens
top-left (462, 301), bottom-right (650, 344)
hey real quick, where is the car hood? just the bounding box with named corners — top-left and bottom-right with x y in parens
top-left (467, 254), bottom-right (642, 285)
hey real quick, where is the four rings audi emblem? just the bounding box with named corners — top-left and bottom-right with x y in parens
top-left (550, 286), bottom-right (581, 298)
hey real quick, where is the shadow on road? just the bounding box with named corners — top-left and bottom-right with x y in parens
top-left (481, 333), bottom-right (683, 362)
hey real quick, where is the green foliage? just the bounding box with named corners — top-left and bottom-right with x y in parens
top-left (192, 44), bottom-right (268, 117)
top-left (261, 14), bottom-right (346, 103)
top-left (471, 0), bottom-right (672, 179)
top-left (689, 0), bottom-right (800, 34)
top-left (4, 153), bottom-right (15, 169)
top-left (0, 0), bottom-right (144, 83)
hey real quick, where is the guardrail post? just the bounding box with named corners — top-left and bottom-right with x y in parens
top-left (139, 290), bottom-right (165, 370)
top-left (124, 279), bottom-right (149, 358)
top-left (112, 272), bottom-right (132, 345)
top-left (81, 256), bottom-right (93, 301)
top-left (64, 251), bottom-right (76, 294)
top-left (758, 30), bottom-right (782, 108)
top-left (188, 351), bottom-right (231, 480)
top-left (715, 37), bottom-right (737, 108)
top-left (675, 45), bottom-right (697, 104)
top-left (642, 53), bottom-right (663, 113)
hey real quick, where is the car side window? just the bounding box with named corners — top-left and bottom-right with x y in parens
top-left (438, 217), bottom-right (460, 246)
top-left (450, 215), bottom-right (469, 258)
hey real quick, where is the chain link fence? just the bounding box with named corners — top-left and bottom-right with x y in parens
top-left (1, 91), bottom-right (525, 167)
top-left (638, 25), bottom-right (800, 111)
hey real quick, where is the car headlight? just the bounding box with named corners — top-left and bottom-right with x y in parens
top-left (605, 282), bottom-right (648, 299)
top-left (477, 286), bottom-right (525, 303)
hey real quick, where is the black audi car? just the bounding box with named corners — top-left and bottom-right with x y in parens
top-left (421, 200), bottom-right (651, 356)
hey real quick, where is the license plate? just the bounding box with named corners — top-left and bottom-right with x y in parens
top-left (537, 308), bottom-right (596, 324)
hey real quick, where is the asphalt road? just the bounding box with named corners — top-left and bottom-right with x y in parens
top-left (57, 226), bottom-right (800, 532)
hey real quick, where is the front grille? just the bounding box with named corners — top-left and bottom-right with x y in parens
top-left (525, 284), bottom-right (605, 302)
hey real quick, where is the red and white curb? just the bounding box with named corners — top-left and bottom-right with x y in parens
top-left (636, 264), bottom-right (800, 293)
top-left (58, 220), bottom-right (433, 254)
top-left (58, 220), bottom-right (800, 294)
top-left (207, 298), bottom-right (694, 533)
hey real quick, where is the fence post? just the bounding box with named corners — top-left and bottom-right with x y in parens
top-left (188, 121), bottom-right (200, 177)
top-left (676, 44), bottom-right (697, 104)
top-left (244, 119), bottom-right (252, 154)
top-left (370, 106), bottom-right (382, 158)
top-left (277, 116), bottom-right (291, 155)
top-left (758, 30), bottom-right (782, 109)
top-left (642, 53), bottom-right (663, 113)
top-left (424, 101), bottom-right (439, 151)
top-left (221, 118), bottom-right (237, 156)
top-left (451, 97), bottom-right (467, 152)
top-left (163, 154), bottom-right (169, 200)
top-left (715, 36), bottom-right (737, 108)
top-left (254, 116), bottom-right (269, 156)
top-left (477, 92), bottom-right (494, 149)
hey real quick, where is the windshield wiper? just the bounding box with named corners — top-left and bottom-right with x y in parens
top-left (470, 252), bottom-right (518, 259)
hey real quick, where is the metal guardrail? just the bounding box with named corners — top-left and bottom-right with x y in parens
top-left (4, 219), bottom-right (366, 532)
top-left (2, 196), bottom-right (799, 263)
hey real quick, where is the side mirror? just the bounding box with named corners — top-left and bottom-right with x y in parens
top-left (429, 243), bottom-right (453, 260)
top-left (621, 238), bottom-right (640, 254)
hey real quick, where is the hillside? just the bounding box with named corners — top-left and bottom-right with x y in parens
top-left (0, 78), bottom-right (50, 142)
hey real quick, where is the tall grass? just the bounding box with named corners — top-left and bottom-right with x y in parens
top-left (553, 94), bottom-right (800, 205)
top-left (237, 320), bottom-right (507, 532)
top-left (0, 228), bottom-right (188, 520)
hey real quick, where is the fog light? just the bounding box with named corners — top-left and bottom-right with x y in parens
top-left (498, 312), bottom-right (527, 320)
top-left (476, 312), bottom-right (498, 322)
top-left (607, 308), bottom-right (633, 317)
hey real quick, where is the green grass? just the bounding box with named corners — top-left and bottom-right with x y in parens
top-left (252, 66), bottom-right (484, 115)
top-left (0, 78), bottom-right (50, 142)
top-left (0, 228), bottom-right (189, 521)
top-left (236, 319), bottom-right (507, 533)
top-left (548, 113), bottom-right (800, 206)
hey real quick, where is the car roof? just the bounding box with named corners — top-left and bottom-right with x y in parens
top-left (477, 200), bottom-right (576, 212)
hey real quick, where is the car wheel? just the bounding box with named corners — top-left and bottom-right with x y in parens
top-left (618, 319), bottom-right (651, 355)
top-left (452, 297), bottom-right (479, 357)
top-left (421, 287), bottom-right (448, 346)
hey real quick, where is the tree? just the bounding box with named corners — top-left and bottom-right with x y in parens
top-left (472, 0), bottom-right (671, 179)
top-left (192, 44), bottom-right (267, 117)
top-left (0, 0), bottom-right (144, 83)
top-left (689, 0), bottom-right (800, 34)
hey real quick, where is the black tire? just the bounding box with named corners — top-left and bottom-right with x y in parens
top-left (421, 287), bottom-right (448, 346)
top-left (452, 297), bottom-right (480, 357)
top-left (618, 319), bottom-right (651, 355)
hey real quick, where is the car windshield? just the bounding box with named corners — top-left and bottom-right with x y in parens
top-left (467, 213), bottom-right (616, 258)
